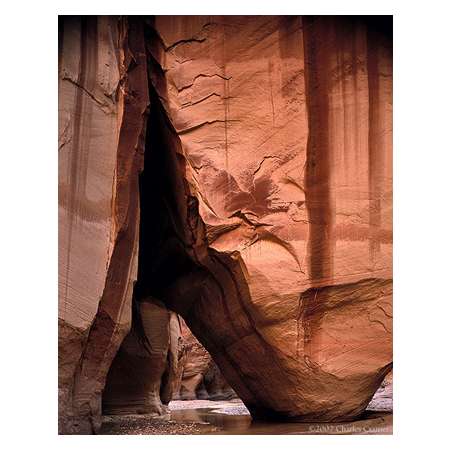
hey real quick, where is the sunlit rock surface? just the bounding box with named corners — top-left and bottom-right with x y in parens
top-left (148, 15), bottom-right (392, 422)
top-left (58, 15), bottom-right (392, 433)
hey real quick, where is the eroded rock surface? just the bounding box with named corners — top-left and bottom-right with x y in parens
top-left (58, 16), bottom-right (149, 433)
top-left (147, 15), bottom-right (393, 421)
top-left (102, 300), bottom-right (180, 415)
top-left (367, 370), bottom-right (393, 412)
top-left (174, 318), bottom-right (237, 401)
top-left (59, 15), bottom-right (392, 433)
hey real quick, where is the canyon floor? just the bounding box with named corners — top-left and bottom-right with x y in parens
top-left (100, 390), bottom-right (393, 435)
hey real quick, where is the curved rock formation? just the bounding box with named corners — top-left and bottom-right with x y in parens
top-left (175, 322), bottom-right (211, 400)
top-left (102, 300), bottom-right (180, 415)
top-left (58, 15), bottom-right (392, 433)
top-left (174, 318), bottom-right (237, 401)
top-left (146, 15), bottom-right (393, 422)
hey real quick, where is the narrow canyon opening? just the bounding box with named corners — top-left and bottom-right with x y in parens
top-left (134, 86), bottom-right (193, 308)
top-left (102, 67), bottom-right (240, 415)
top-left (101, 17), bottom-right (393, 422)
top-left (58, 16), bottom-right (393, 434)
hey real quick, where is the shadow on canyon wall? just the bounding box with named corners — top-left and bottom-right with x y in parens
top-left (58, 15), bottom-right (392, 434)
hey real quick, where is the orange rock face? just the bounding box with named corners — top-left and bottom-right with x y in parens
top-left (58, 15), bottom-right (392, 433)
top-left (148, 15), bottom-right (392, 421)
top-left (102, 300), bottom-right (181, 415)
top-left (174, 318), bottom-right (237, 401)
top-left (58, 16), bottom-right (149, 433)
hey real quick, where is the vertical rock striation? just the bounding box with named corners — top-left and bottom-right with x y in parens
top-left (147, 15), bottom-right (392, 421)
top-left (59, 15), bottom-right (393, 432)
top-left (58, 16), bottom-right (149, 433)
top-left (102, 300), bottom-right (180, 415)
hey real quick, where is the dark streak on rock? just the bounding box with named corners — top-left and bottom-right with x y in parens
top-left (70, 16), bottom-right (149, 433)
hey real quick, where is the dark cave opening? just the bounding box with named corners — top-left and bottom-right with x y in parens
top-left (101, 63), bottom-right (230, 415)
top-left (134, 87), bottom-right (192, 303)
top-left (102, 82), bottom-right (185, 413)
top-left (57, 16), bottom-right (394, 434)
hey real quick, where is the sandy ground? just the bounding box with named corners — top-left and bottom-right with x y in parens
top-left (100, 395), bottom-right (392, 435)
top-left (100, 414), bottom-right (218, 435)
top-left (100, 379), bottom-right (392, 435)
top-left (169, 398), bottom-right (249, 415)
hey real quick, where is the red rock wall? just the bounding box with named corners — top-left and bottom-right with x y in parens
top-left (59, 15), bottom-right (392, 432)
top-left (58, 16), bottom-right (149, 433)
top-left (174, 317), bottom-right (237, 400)
top-left (102, 300), bottom-right (180, 415)
top-left (148, 15), bottom-right (392, 421)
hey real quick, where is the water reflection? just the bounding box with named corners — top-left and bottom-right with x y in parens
top-left (170, 407), bottom-right (392, 435)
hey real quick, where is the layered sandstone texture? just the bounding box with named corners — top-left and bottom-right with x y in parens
top-left (102, 300), bottom-right (181, 415)
top-left (58, 16), bottom-right (149, 433)
top-left (147, 15), bottom-right (393, 421)
top-left (174, 318), bottom-right (237, 401)
top-left (59, 15), bottom-right (393, 433)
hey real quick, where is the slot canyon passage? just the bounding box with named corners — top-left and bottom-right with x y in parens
top-left (58, 15), bottom-right (393, 434)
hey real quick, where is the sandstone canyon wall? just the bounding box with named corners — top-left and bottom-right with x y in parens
top-left (58, 16), bottom-right (150, 433)
top-left (58, 15), bottom-right (392, 433)
top-left (174, 318), bottom-right (237, 401)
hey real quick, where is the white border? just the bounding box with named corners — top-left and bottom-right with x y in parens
top-left (2, 1), bottom-right (449, 449)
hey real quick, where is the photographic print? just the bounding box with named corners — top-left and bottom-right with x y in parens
top-left (58, 15), bottom-right (393, 435)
